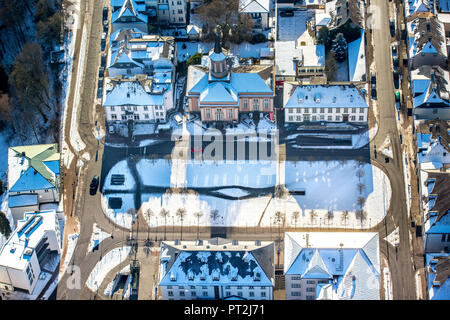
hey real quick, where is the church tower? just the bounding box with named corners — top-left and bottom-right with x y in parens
top-left (209, 29), bottom-right (228, 79)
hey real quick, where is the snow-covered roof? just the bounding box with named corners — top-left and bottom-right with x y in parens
top-left (159, 239), bottom-right (274, 287)
top-left (409, 17), bottom-right (447, 59)
top-left (187, 25), bottom-right (200, 35)
top-left (348, 30), bottom-right (366, 82)
top-left (301, 45), bottom-right (325, 67)
top-left (285, 232), bottom-right (380, 300)
top-left (240, 0), bottom-right (270, 13)
top-left (0, 210), bottom-right (58, 271)
top-left (103, 81), bottom-right (165, 106)
top-left (8, 144), bottom-right (60, 193)
top-left (111, 0), bottom-right (147, 24)
top-left (426, 254), bottom-right (450, 300)
top-left (275, 41), bottom-right (302, 77)
top-left (315, 12), bottom-right (331, 27)
top-left (284, 85), bottom-right (368, 109)
top-left (406, 0), bottom-right (433, 18)
top-left (413, 83), bottom-right (450, 109)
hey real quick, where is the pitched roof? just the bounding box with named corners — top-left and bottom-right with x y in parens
top-left (8, 144), bottom-right (60, 192)
top-left (159, 239), bottom-right (274, 287)
top-left (285, 232), bottom-right (380, 300)
top-left (103, 81), bottom-right (164, 106)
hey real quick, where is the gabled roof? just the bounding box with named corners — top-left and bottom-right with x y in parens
top-left (413, 82), bottom-right (450, 108)
top-left (240, 0), bottom-right (270, 13)
top-left (111, 0), bottom-right (148, 24)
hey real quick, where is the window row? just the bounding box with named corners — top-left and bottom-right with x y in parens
top-left (242, 98), bottom-right (271, 110)
top-left (110, 105), bottom-right (163, 112)
top-left (288, 107), bottom-right (365, 114)
top-left (288, 115), bottom-right (365, 122)
top-left (110, 112), bottom-right (165, 120)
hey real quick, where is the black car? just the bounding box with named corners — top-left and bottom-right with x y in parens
top-left (371, 73), bottom-right (376, 85)
top-left (392, 57), bottom-right (399, 72)
top-left (99, 67), bottom-right (105, 78)
top-left (90, 175), bottom-right (99, 195)
top-left (391, 45), bottom-right (397, 58)
top-left (390, 19), bottom-right (396, 37)
top-left (371, 86), bottom-right (377, 100)
top-left (393, 72), bottom-right (399, 89)
top-left (102, 7), bottom-right (108, 21)
top-left (101, 54), bottom-right (106, 67)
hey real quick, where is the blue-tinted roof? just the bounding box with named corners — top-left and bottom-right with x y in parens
top-left (8, 194), bottom-right (38, 208)
top-left (10, 167), bottom-right (55, 192)
top-left (44, 161), bottom-right (60, 175)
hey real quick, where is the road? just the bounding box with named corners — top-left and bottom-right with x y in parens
top-left (54, 0), bottom-right (419, 300)
top-left (368, 0), bottom-right (418, 300)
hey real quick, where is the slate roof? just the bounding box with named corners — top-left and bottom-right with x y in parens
top-left (159, 239), bottom-right (274, 287)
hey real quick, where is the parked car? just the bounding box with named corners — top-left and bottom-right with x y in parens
top-left (99, 67), bottom-right (105, 78)
top-left (102, 7), bottom-right (108, 21)
top-left (393, 72), bottom-right (399, 89)
top-left (90, 176), bottom-right (99, 195)
top-left (393, 58), bottom-right (399, 72)
top-left (371, 72), bottom-right (376, 85)
top-left (371, 86), bottom-right (377, 100)
top-left (280, 10), bottom-right (294, 17)
top-left (109, 125), bottom-right (115, 134)
top-left (390, 19), bottom-right (396, 37)
top-left (391, 44), bottom-right (397, 58)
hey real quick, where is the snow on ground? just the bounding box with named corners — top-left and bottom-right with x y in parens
top-left (104, 265), bottom-right (130, 297)
top-left (87, 223), bottom-right (112, 253)
top-left (385, 226), bottom-right (399, 247)
top-left (86, 246), bottom-right (131, 292)
top-left (106, 157), bottom-right (391, 229)
top-left (137, 159), bottom-right (172, 187)
top-left (139, 139), bottom-right (160, 147)
top-left (379, 135), bottom-right (393, 159)
top-left (101, 193), bottom-right (134, 229)
top-left (59, 233), bottom-right (79, 277)
top-left (103, 160), bottom-right (136, 191)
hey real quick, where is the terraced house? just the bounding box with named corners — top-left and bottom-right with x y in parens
top-left (186, 35), bottom-right (274, 123)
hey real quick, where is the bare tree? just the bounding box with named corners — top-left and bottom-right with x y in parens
top-left (309, 209), bottom-right (317, 224)
top-left (210, 209), bottom-right (220, 224)
top-left (355, 209), bottom-right (367, 224)
top-left (357, 196), bottom-right (366, 209)
top-left (357, 182), bottom-right (366, 194)
top-left (291, 211), bottom-right (300, 228)
top-left (341, 210), bottom-right (349, 225)
top-left (145, 208), bottom-right (154, 241)
top-left (194, 211), bottom-right (203, 240)
top-left (159, 208), bottom-right (169, 240)
top-left (356, 169), bottom-right (365, 180)
top-left (326, 209), bottom-right (334, 222)
top-left (176, 208), bottom-right (187, 240)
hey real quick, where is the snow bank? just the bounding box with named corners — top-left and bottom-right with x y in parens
top-left (86, 246), bottom-right (131, 292)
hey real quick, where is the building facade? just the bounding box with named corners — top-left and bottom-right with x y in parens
top-left (284, 232), bottom-right (380, 300)
top-left (187, 35), bottom-right (274, 122)
top-left (283, 84), bottom-right (369, 124)
top-left (0, 210), bottom-right (61, 297)
top-left (158, 239), bottom-right (275, 300)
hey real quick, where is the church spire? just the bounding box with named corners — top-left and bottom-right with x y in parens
top-left (214, 27), bottom-right (222, 54)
